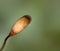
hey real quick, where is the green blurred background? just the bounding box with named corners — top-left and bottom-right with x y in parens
top-left (0, 0), bottom-right (60, 51)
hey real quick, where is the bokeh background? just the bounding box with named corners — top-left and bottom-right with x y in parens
top-left (0, 0), bottom-right (60, 51)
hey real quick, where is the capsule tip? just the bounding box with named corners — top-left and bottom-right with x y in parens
top-left (23, 15), bottom-right (31, 22)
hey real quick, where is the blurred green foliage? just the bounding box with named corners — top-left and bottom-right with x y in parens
top-left (0, 0), bottom-right (60, 51)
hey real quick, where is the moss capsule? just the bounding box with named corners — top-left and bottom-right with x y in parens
top-left (9, 15), bottom-right (31, 36)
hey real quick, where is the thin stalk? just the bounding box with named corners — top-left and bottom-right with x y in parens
top-left (0, 34), bottom-right (10, 51)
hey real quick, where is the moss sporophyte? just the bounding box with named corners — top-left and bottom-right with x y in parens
top-left (0, 15), bottom-right (31, 51)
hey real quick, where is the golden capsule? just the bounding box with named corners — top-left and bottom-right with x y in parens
top-left (9, 15), bottom-right (31, 36)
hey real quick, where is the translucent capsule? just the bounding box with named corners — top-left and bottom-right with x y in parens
top-left (9, 15), bottom-right (31, 36)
